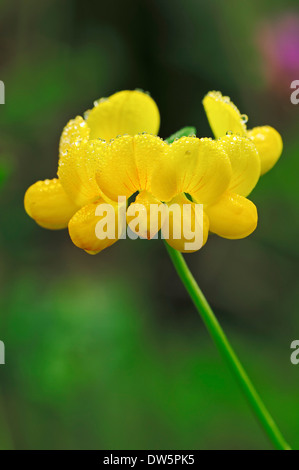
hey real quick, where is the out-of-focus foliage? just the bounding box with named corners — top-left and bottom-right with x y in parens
top-left (0, 156), bottom-right (13, 189)
top-left (0, 0), bottom-right (298, 450)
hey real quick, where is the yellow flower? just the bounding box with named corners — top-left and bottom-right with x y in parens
top-left (95, 133), bottom-right (168, 240)
top-left (24, 89), bottom-right (282, 255)
top-left (24, 90), bottom-right (160, 253)
top-left (193, 90), bottom-right (284, 242)
top-left (94, 133), bottom-right (235, 251)
top-left (151, 134), bottom-right (259, 250)
top-left (203, 91), bottom-right (283, 175)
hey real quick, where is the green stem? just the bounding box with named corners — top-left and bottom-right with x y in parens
top-left (165, 243), bottom-right (291, 450)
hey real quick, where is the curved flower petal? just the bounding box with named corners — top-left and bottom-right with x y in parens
top-left (68, 199), bottom-right (125, 254)
top-left (205, 191), bottom-right (258, 239)
top-left (59, 116), bottom-right (90, 158)
top-left (162, 193), bottom-right (209, 253)
top-left (247, 126), bottom-right (283, 175)
top-left (24, 178), bottom-right (79, 229)
top-left (151, 137), bottom-right (232, 205)
top-left (203, 91), bottom-right (247, 139)
top-left (96, 134), bottom-right (167, 201)
top-left (58, 139), bottom-right (105, 207)
top-left (126, 190), bottom-right (166, 240)
top-left (218, 135), bottom-right (261, 197)
top-left (86, 90), bottom-right (160, 141)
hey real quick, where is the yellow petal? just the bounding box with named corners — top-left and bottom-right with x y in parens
top-left (205, 191), bottom-right (257, 239)
top-left (68, 199), bottom-right (125, 254)
top-left (59, 116), bottom-right (90, 158)
top-left (126, 190), bottom-right (166, 239)
top-left (24, 178), bottom-right (79, 229)
top-left (203, 91), bottom-right (247, 139)
top-left (96, 134), bottom-right (167, 201)
top-left (151, 137), bottom-right (232, 204)
top-left (162, 193), bottom-right (209, 253)
top-left (247, 126), bottom-right (283, 175)
top-left (58, 139), bottom-right (105, 207)
top-left (86, 90), bottom-right (160, 141)
top-left (218, 135), bottom-right (261, 197)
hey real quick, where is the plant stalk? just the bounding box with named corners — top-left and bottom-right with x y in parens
top-left (165, 243), bottom-right (291, 450)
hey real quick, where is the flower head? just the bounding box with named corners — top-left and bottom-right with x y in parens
top-left (25, 90), bottom-right (160, 253)
top-left (203, 90), bottom-right (283, 175)
top-left (199, 90), bottom-right (282, 243)
top-left (24, 89), bottom-right (283, 254)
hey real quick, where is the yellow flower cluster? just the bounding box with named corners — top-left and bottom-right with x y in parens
top-left (24, 90), bottom-right (282, 254)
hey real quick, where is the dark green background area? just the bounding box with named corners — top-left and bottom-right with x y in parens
top-left (0, 0), bottom-right (298, 450)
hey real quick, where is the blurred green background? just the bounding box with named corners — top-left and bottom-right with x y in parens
top-left (0, 0), bottom-right (299, 450)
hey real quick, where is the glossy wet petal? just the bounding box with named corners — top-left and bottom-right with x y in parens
top-left (58, 139), bottom-right (105, 207)
top-left (205, 191), bottom-right (258, 239)
top-left (247, 126), bottom-right (283, 175)
top-left (162, 193), bottom-right (209, 253)
top-left (68, 199), bottom-right (125, 254)
top-left (126, 190), bottom-right (166, 239)
top-left (203, 91), bottom-right (247, 139)
top-left (96, 134), bottom-right (167, 201)
top-left (86, 90), bottom-right (160, 141)
top-left (24, 178), bottom-right (79, 229)
top-left (218, 135), bottom-right (261, 197)
top-left (151, 137), bottom-right (232, 204)
top-left (59, 116), bottom-right (90, 158)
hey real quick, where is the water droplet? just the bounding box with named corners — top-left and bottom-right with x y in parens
top-left (241, 114), bottom-right (248, 123)
top-left (226, 130), bottom-right (233, 136)
top-left (93, 97), bottom-right (107, 107)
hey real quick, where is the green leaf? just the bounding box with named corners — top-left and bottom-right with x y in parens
top-left (165, 126), bottom-right (197, 144)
